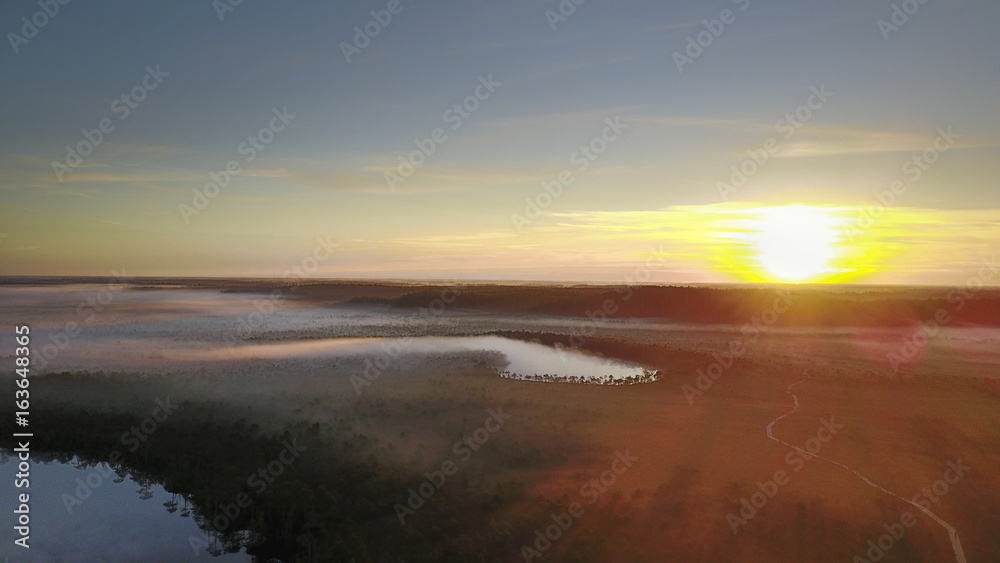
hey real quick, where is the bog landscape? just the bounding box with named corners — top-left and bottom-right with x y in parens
top-left (2, 1), bottom-right (999, 562)
top-left (1, 279), bottom-right (999, 561)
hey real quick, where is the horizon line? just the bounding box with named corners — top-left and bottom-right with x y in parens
top-left (2, 274), bottom-right (998, 291)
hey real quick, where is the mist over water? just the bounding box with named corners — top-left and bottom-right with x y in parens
top-left (175, 335), bottom-right (650, 380)
top-left (2, 285), bottom-right (997, 376)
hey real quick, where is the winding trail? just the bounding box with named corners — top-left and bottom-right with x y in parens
top-left (765, 372), bottom-right (967, 563)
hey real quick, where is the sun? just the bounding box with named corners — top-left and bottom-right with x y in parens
top-left (750, 205), bottom-right (840, 283)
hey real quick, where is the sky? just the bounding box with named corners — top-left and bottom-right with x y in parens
top-left (1, 0), bottom-right (998, 285)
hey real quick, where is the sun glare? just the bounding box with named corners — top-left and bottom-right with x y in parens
top-left (749, 205), bottom-right (840, 283)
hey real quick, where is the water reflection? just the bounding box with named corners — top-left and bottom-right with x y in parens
top-left (458, 336), bottom-right (657, 382)
top-left (0, 454), bottom-right (248, 562)
top-left (177, 335), bottom-right (657, 383)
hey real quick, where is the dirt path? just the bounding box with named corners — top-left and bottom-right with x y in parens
top-left (765, 373), bottom-right (967, 563)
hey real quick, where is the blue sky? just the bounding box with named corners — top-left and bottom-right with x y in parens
top-left (1, 0), bottom-right (998, 283)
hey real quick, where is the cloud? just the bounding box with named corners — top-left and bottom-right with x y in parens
top-left (0, 145), bottom-right (198, 193)
top-left (259, 157), bottom-right (564, 194)
top-left (775, 125), bottom-right (997, 158)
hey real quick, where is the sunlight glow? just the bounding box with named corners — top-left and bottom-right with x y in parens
top-left (747, 205), bottom-right (841, 283)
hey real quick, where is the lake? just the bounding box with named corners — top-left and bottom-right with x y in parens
top-left (178, 335), bottom-right (656, 382)
top-left (0, 455), bottom-right (248, 562)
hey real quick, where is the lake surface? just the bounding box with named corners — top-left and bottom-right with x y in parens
top-left (177, 335), bottom-right (654, 381)
top-left (0, 455), bottom-right (248, 562)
